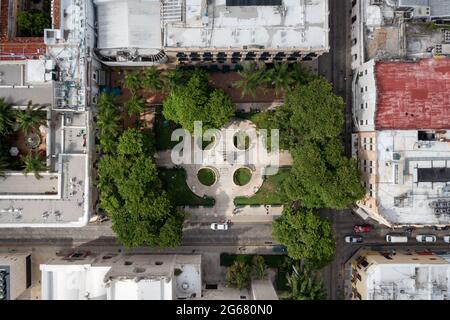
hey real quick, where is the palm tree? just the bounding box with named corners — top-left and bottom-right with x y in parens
top-left (269, 63), bottom-right (295, 97)
top-left (0, 157), bottom-right (9, 178)
top-left (233, 61), bottom-right (268, 98)
top-left (124, 94), bottom-right (145, 116)
top-left (123, 71), bottom-right (142, 93)
top-left (290, 64), bottom-right (317, 86)
top-left (287, 263), bottom-right (327, 300)
top-left (97, 108), bottom-right (121, 138)
top-left (142, 67), bottom-right (164, 92)
top-left (22, 153), bottom-right (48, 180)
top-left (163, 69), bottom-right (189, 91)
top-left (97, 92), bottom-right (117, 113)
top-left (16, 101), bottom-right (47, 135)
top-left (0, 98), bottom-right (16, 137)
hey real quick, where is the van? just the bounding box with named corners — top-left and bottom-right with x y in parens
top-left (386, 234), bottom-right (408, 243)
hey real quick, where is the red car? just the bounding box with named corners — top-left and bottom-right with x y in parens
top-left (353, 224), bottom-right (373, 233)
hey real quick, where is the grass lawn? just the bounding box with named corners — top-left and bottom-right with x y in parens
top-left (159, 169), bottom-right (215, 206)
top-left (197, 168), bottom-right (216, 186)
top-left (234, 167), bottom-right (291, 205)
top-left (233, 168), bottom-right (252, 186)
top-left (154, 113), bottom-right (182, 151)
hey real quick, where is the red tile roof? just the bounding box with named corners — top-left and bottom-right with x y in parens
top-left (375, 58), bottom-right (450, 130)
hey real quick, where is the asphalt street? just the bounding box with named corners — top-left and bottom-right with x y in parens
top-left (0, 222), bottom-right (275, 247)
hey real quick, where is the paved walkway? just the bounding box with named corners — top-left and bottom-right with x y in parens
top-left (156, 119), bottom-right (291, 222)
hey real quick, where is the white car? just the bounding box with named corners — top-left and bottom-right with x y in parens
top-left (416, 235), bottom-right (436, 243)
top-left (211, 222), bottom-right (229, 231)
top-left (444, 236), bottom-right (450, 243)
top-left (345, 235), bottom-right (363, 243)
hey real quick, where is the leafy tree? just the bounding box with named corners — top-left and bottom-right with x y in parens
top-left (227, 261), bottom-right (252, 289)
top-left (252, 255), bottom-right (266, 280)
top-left (205, 89), bottom-right (235, 128)
top-left (97, 129), bottom-right (182, 248)
top-left (287, 263), bottom-right (327, 300)
top-left (22, 153), bottom-right (48, 180)
top-left (272, 207), bottom-right (335, 268)
top-left (0, 98), bottom-right (15, 137)
top-left (123, 71), bottom-right (142, 93)
top-left (142, 67), bottom-right (164, 92)
top-left (283, 140), bottom-right (364, 209)
top-left (271, 79), bottom-right (345, 149)
top-left (17, 10), bottom-right (51, 37)
top-left (163, 70), bottom-right (234, 132)
top-left (124, 94), bottom-right (145, 116)
top-left (16, 101), bottom-right (47, 135)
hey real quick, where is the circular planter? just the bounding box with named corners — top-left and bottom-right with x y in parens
top-left (197, 167), bottom-right (217, 186)
top-left (233, 167), bottom-right (252, 186)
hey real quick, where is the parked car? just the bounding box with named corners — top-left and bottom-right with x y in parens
top-left (272, 245), bottom-right (287, 253)
top-left (416, 235), bottom-right (436, 243)
top-left (443, 236), bottom-right (450, 243)
top-left (433, 226), bottom-right (449, 231)
top-left (210, 222), bottom-right (229, 231)
top-left (386, 234), bottom-right (408, 243)
top-left (345, 235), bottom-right (363, 243)
top-left (353, 224), bottom-right (373, 233)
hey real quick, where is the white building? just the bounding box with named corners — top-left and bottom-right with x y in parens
top-left (40, 252), bottom-right (202, 300)
top-left (0, 253), bottom-right (32, 300)
top-left (93, 0), bottom-right (330, 66)
top-left (351, 250), bottom-right (450, 300)
top-left (0, 0), bottom-right (101, 227)
top-left (352, 57), bottom-right (450, 227)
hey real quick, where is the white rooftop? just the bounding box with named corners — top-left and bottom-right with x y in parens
top-left (366, 261), bottom-right (450, 300)
top-left (40, 254), bottom-right (202, 300)
top-left (95, 0), bottom-right (162, 51)
top-left (165, 0), bottom-right (329, 50)
top-left (376, 130), bottom-right (450, 225)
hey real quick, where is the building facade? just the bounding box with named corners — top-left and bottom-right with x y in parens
top-left (93, 0), bottom-right (330, 66)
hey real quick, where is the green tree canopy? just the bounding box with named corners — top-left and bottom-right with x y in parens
top-left (163, 70), bottom-right (234, 132)
top-left (96, 93), bottom-right (121, 154)
top-left (273, 79), bottom-right (345, 149)
top-left (17, 10), bottom-right (51, 37)
top-left (0, 98), bottom-right (15, 137)
top-left (287, 263), bottom-right (327, 300)
top-left (142, 67), bottom-right (164, 92)
top-left (227, 261), bottom-right (252, 290)
top-left (97, 128), bottom-right (182, 248)
top-left (124, 94), bottom-right (145, 116)
top-left (16, 101), bottom-right (47, 135)
top-left (272, 207), bottom-right (335, 267)
top-left (283, 139), bottom-right (364, 209)
top-left (22, 153), bottom-right (48, 180)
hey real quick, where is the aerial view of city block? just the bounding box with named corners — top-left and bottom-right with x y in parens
top-left (1, 0), bottom-right (450, 303)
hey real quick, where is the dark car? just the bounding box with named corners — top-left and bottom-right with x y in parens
top-left (273, 245), bottom-right (287, 253)
top-left (353, 224), bottom-right (373, 233)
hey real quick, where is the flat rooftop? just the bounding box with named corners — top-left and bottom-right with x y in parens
top-left (375, 58), bottom-right (450, 130)
top-left (0, 61), bottom-right (54, 106)
top-left (165, 0), bottom-right (329, 50)
top-left (376, 130), bottom-right (450, 225)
